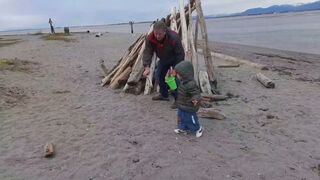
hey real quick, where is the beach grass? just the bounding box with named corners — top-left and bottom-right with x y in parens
top-left (30, 32), bottom-right (44, 35)
top-left (0, 58), bottom-right (38, 72)
top-left (41, 33), bottom-right (76, 42)
top-left (0, 38), bottom-right (22, 47)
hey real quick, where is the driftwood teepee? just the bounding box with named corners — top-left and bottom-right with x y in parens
top-left (101, 0), bottom-right (216, 95)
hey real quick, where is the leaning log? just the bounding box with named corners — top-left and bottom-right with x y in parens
top-left (110, 36), bottom-right (144, 84)
top-left (126, 26), bottom-right (154, 86)
top-left (195, 0), bottom-right (215, 83)
top-left (179, 0), bottom-right (189, 51)
top-left (101, 35), bottom-right (144, 86)
top-left (110, 66), bottom-right (132, 89)
top-left (144, 53), bottom-right (157, 95)
top-left (199, 71), bottom-right (213, 95)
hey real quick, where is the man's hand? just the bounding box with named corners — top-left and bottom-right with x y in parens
top-left (143, 67), bottom-right (151, 77)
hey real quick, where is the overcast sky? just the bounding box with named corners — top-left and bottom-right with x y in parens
top-left (0, 0), bottom-right (317, 31)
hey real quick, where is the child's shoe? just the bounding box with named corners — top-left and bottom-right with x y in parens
top-left (196, 126), bottom-right (203, 138)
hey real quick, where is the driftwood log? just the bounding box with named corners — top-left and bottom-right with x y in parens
top-left (110, 66), bottom-right (132, 89)
top-left (198, 108), bottom-right (226, 120)
top-left (201, 93), bottom-right (228, 101)
top-left (256, 73), bottom-right (275, 88)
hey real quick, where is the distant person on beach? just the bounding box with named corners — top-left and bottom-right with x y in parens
top-left (174, 61), bottom-right (203, 138)
top-left (48, 18), bottom-right (55, 34)
top-left (142, 21), bottom-right (185, 108)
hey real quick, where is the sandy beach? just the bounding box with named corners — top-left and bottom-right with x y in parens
top-left (0, 32), bottom-right (320, 180)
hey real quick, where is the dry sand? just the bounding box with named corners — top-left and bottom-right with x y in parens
top-left (0, 33), bottom-right (320, 180)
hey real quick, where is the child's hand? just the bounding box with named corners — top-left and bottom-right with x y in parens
top-left (192, 100), bottom-right (199, 106)
top-left (169, 66), bottom-right (176, 77)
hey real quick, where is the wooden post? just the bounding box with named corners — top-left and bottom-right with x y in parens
top-left (195, 0), bottom-right (215, 84)
top-left (129, 21), bottom-right (134, 34)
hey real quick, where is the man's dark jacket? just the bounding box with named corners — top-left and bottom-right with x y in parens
top-left (143, 29), bottom-right (185, 67)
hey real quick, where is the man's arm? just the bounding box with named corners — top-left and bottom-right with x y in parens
top-left (174, 37), bottom-right (185, 65)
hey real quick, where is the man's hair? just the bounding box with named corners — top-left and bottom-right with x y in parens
top-left (153, 21), bottom-right (167, 32)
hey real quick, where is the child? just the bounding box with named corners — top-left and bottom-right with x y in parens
top-left (173, 61), bottom-right (203, 138)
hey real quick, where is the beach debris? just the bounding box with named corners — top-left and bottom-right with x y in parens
top-left (211, 52), bottom-right (268, 70)
top-left (95, 33), bottom-right (102, 37)
top-left (198, 108), bottom-right (226, 120)
top-left (44, 142), bottom-right (55, 158)
top-left (256, 73), bottom-right (275, 88)
top-left (101, 0), bottom-right (217, 95)
top-left (64, 27), bottom-right (70, 35)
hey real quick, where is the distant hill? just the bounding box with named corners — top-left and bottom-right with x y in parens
top-left (207, 0), bottom-right (320, 18)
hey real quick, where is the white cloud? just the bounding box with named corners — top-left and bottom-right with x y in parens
top-left (0, 0), bottom-right (318, 31)
top-left (0, 15), bottom-right (46, 30)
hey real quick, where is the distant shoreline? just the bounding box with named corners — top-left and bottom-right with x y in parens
top-left (2, 9), bottom-right (320, 34)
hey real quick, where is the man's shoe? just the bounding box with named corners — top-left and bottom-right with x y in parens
top-left (174, 129), bottom-right (187, 134)
top-left (170, 101), bottom-right (177, 109)
top-left (152, 94), bottom-right (169, 101)
top-left (196, 126), bottom-right (203, 138)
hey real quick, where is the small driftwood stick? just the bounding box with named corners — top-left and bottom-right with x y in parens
top-left (201, 93), bottom-right (228, 101)
top-left (44, 142), bottom-right (55, 158)
top-left (256, 73), bottom-right (275, 88)
top-left (217, 64), bottom-right (240, 68)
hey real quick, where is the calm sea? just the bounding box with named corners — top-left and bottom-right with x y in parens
top-left (1, 10), bottom-right (319, 54)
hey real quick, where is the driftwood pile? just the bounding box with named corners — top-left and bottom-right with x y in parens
top-left (101, 0), bottom-right (216, 96)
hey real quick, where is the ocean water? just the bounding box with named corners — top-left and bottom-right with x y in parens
top-left (206, 10), bottom-right (320, 55)
top-left (1, 10), bottom-right (319, 55)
